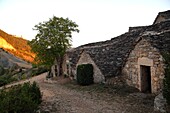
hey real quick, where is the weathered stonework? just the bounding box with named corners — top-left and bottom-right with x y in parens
top-left (153, 10), bottom-right (170, 24)
top-left (123, 38), bottom-right (165, 93)
top-left (61, 10), bottom-right (170, 94)
top-left (62, 54), bottom-right (75, 79)
top-left (77, 51), bottom-right (105, 83)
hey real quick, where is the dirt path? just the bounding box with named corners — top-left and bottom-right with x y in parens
top-left (1, 73), bottom-right (155, 113)
top-left (39, 84), bottom-right (122, 113)
top-left (38, 77), bottom-right (155, 113)
top-left (39, 82), bottom-right (124, 113)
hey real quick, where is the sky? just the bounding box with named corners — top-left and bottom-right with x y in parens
top-left (0, 0), bottom-right (170, 47)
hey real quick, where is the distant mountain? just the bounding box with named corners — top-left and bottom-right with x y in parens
top-left (0, 29), bottom-right (35, 62)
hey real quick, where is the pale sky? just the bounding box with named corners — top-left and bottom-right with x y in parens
top-left (0, 0), bottom-right (170, 47)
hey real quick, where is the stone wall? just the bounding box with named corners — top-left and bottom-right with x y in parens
top-left (62, 54), bottom-right (75, 79)
top-left (77, 51), bottom-right (105, 83)
top-left (154, 15), bottom-right (166, 24)
top-left (122, 38), bottom-right (165, 93)
top-left (63, 18), bottom-right (170, 93)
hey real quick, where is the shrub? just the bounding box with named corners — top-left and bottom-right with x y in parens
top-left (0, 66), bottom-right (5, 75)
top-left (31, 66), bottom-right (48, 77)
top-left (76, 64), bottom-right (94, 85)
top-left (0, 82), bottom-right (42, 113)
top-left (163, 52), bottom-right (170, 105)
top-left (0, 74), bottom-right (17, 87)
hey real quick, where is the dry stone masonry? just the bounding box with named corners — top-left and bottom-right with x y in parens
top-left (62, 10), bottom-right (170, 94)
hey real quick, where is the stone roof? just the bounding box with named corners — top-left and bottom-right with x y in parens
top-left (67, 49), bottom-right (82, 69)
top-left (67, 20), bottom-right (170, 78)
top-left (86, 32), bottom-right (141, 77)
top-left (143, 31), bottom-right (170, 55)
top-left (153, 10), bottom-right (170, 24)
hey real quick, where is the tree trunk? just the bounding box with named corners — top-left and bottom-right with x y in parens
top-left (60, 56), bottom-right (63, 76)
top-left (56, 59), bottom-right (60, 76)
top-left (56, 56), bottom-right (63, 76)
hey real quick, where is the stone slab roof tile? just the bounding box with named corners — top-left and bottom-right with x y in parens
top-left (67, 20), bottom-right (170, 77)
top-left (85, 32), bottom-right (141, 77)
top-left (144, 31), bottom-right (170, 54)
top-left (153, 10), bottom-right (170, 24)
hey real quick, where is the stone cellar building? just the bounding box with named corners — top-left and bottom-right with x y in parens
top-left (62, 10), bottom-right (170, 94)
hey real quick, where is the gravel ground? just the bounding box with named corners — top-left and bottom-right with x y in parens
top-left (1, 73), bottom-right (156, 113)
top-left (38, 76), bottom-right (156, 113)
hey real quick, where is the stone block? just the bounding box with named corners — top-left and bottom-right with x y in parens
top-left (154, 77), bottom-right (159, 82)
top-left (154, 93), bottom-right (167, 113)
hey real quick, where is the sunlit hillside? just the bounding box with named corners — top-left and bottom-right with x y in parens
top-left (0, 29), bottom-right (35, 62)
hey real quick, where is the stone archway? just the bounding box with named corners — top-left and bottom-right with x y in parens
top-left (77, 51), bottom-right (105, 83)
top-left (138, 57), bottom-right (154, 93)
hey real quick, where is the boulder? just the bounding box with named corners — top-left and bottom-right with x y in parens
top-left (154, 93), bottom-right (167, 113)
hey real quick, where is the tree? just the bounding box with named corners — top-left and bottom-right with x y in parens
top-left (28, 16), bottom-right (79, 76)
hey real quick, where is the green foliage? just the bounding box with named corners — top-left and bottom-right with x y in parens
top-left (28, 16), bottom-right (79, 67)
top-left (163, 52), bottom-right (170, 105)
top-left (31, 66), bottom-right (48, 77)
top-left (0, 74), bottom-right (17, 87)
top-left (0, 66), bottom-right (5, 75)
top-left (0, 82), bottom-right (42, 113)
top-left (77, 64), bottom-right (94, 86)
top-left (0, 66), bottom-right (48, 87)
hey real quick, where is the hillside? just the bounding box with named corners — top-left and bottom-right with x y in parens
top-left (0, 36), bottom-right (16, 50)
top-left (0, 29), bottom-right (35, 62)
top-left (0, 48), bottom-right (32, 69)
